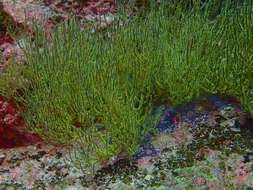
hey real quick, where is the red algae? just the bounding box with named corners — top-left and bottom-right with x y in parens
top-left (0, 94), bottom-right (43, 149)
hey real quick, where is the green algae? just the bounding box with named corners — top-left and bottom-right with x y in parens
top-left (0, 0), bottom-right (252, 185)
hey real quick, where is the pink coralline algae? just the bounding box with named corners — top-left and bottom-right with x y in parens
top-left (0, 95), bottom-right (43, 149)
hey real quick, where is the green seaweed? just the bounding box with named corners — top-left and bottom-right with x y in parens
top-left (0, 0), bottom-right (252, 179)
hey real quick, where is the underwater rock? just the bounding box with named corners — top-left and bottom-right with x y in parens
top-left (0, 2), bottom-right (24, 37)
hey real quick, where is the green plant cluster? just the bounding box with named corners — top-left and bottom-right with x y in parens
top-left (0, 0), bottom-right (252, 177)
